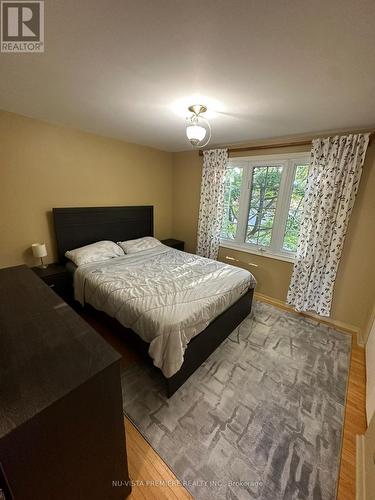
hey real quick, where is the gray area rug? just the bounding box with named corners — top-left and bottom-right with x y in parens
top-left (121, 301), bottom-right (351, 500)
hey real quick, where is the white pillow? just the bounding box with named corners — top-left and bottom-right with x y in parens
top-left (65, 240), bottom-right (124, 266)
top-left (117, 236), bottom-right (162, 254)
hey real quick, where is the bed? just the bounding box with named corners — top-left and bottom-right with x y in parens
top-left (53, 206), bottom-right (256, 396)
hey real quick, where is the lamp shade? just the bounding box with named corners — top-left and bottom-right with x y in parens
top-left (32, 243), bottom-right (47, 258)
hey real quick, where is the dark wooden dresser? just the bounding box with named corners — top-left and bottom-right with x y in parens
top-left (0, 266), bottom-right (131, 500)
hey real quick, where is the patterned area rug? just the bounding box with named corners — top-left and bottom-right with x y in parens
top-left (121, 301), bottom-right (351, 500)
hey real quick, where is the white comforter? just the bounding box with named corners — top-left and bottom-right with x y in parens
top-left (74, 245), bottom-right (256, 377)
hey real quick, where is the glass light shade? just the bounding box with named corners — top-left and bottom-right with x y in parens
top-left (186, 124), bottom-right (207, 142)
top-left (185, 113), bottom-right (211, 148)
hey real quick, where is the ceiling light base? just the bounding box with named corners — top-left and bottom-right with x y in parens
top-left (188, 104), bottom-right (207, 116)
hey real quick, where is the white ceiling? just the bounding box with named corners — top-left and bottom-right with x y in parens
top-left (1, 0), bottom-right (374, 152)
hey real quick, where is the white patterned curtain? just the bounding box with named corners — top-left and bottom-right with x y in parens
top-left (196, 148), bottom-right (229, 259)
top-left (287, 133), bottom-right (369, 316)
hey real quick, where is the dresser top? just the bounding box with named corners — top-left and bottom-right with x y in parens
top-left (0, 265), bottom-right (121, 440)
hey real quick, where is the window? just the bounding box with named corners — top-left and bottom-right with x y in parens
top-left (221, 153), bottom-right (310, 261)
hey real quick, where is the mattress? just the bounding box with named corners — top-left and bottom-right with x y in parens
top-left (74, 245), bottom-right (256, 377)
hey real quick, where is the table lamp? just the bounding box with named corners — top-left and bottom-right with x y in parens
top-left (32, 243), bottom-right (48, 269)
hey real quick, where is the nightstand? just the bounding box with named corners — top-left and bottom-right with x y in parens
top-left (31, 263), bottom-right (72, 301)
top-left (161, 239), bottom-right (185, 251)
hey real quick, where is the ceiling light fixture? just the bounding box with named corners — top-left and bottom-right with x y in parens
top-left (186, 104), bottom-right (211, 148)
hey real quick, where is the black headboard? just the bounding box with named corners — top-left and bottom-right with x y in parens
top-left (53, 206), bottom-right (154, 262)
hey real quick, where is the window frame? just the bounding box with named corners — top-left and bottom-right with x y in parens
top-left (220, 152), bottom-right (310, 262)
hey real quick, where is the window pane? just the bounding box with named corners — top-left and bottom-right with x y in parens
top-left (221, 167), bottom-right (243, 240)
top-left (246, 166), bottom-right (283, 247)
top-left (283, 164), bottom-right (309, 252)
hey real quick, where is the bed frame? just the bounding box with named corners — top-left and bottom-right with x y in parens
top-left (53, 206), bottom-right (254, 397)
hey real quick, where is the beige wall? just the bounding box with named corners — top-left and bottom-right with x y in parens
top-left (172, 141), bottom-right (375, 341)
top-left (0, 111), bottom-right (173, 267)
top-left (172, 150), bottom-right (202, 253)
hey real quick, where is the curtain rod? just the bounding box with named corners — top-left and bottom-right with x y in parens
top-left (198, 132), bottom-right (374, 156)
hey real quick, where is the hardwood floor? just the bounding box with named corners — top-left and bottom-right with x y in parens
top-left (125, 419), bottom-right (192, 499)
top-left (337, 334), bottom-right (366, 500)
top-left (82, 304), bottom-right (367, 499)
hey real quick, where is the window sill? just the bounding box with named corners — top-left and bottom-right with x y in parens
top-left (219, 241), bottom-right (295, 264)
